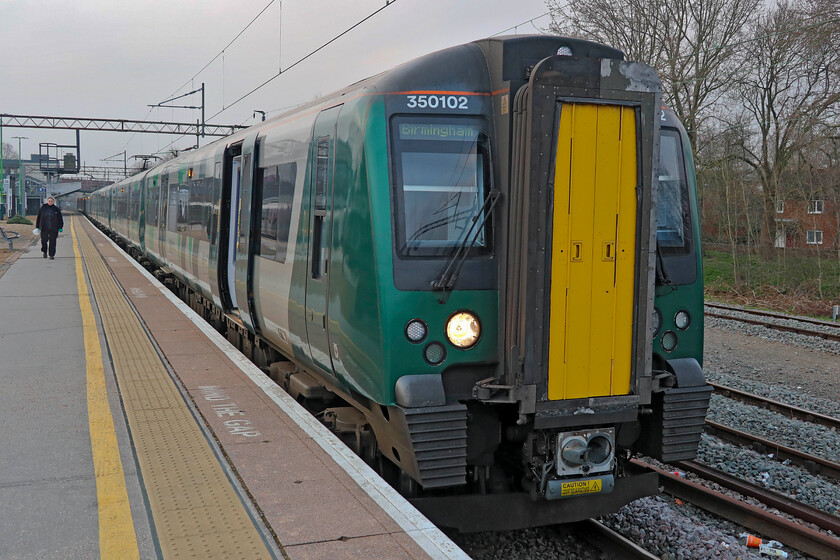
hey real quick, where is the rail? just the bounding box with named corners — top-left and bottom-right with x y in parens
top-left (710, 382), bottom-right (840, 431)
top-left (673, 459), bottom-right (840, 534)
top-left (571, 519), bottom-right (661, 560)
top-left (635, 459), bottom-right (840, 560)
top-left (706, 302), bottom-right (840, 329)
top-left (705, 302), bottom-right (840, 343)
top-left (705, 420), bottom-right (840, 480)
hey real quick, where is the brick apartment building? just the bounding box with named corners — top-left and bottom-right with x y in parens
top-left (774, 197), bottom-right (839, 249)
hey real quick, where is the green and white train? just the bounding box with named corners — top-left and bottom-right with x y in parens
top-left (84, 35), bottom-right (710, 530)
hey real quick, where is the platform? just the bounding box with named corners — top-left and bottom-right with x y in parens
top-left (0, 214), bottom-right (467, 559)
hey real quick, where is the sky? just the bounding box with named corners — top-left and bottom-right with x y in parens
top-left (0, 0), bottom-right (552, 177)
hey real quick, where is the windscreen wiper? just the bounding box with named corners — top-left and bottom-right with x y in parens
top-left (655, 239), bottom-right (673, 286)
top-left (432, 189), bottom-right (500, 301)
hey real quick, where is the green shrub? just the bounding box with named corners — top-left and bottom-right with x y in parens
top-left (6, 215), bottom-right (32, 225)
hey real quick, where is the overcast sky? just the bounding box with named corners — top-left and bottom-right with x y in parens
top-left (1, 0), bottom-right (551, 174)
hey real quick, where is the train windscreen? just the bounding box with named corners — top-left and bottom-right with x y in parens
top-left (657, 128), bottom-right (691, 252)
top-left (390, 116), bottom-right (491, 257)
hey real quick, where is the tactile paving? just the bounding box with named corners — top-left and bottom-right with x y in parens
top-left (75, 219), bottom-right (273, 560)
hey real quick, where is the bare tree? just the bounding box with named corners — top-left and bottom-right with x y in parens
top-left (547, 0), bottom-right (662, 63)
top-left (2, 141), bottom-right (18, 160)
top-left (726, 0), bottom-right (840, 248)
top-left (658, 0), bottom-right (758, 152)
top-left (546, 0), bottom-right (759, 152)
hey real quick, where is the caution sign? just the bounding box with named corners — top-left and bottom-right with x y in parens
top-left (560, 478), bottom-right (603, 497)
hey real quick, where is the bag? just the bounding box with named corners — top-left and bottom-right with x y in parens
top-left (33, 228), bottom-right (41, 235)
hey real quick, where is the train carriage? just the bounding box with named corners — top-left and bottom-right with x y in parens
top-left (85, 35), bottom-right (710, 531)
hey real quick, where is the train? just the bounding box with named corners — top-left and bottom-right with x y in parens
top-left (82, 35), bottom-right (710, 531)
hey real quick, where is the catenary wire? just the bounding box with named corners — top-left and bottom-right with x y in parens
top-left (154, 1), bottom-right (399, 154)
top-left (115, 0), bottom-right (278, 160)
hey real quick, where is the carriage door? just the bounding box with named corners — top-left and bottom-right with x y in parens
top-left (226, 153), bottom-right (242, 310)
top-left (217, 142), bottom-right (244, 312)
top-left (233, 136), bottom-right (258, 331)
top-left (305, 106), bottom-right (341, 375)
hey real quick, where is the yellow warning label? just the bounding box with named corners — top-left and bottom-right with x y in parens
top-left (560, 479), bottom-right (603, 497)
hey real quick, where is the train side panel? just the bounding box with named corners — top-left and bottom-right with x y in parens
top-left (322, 95), bottom-right (386, 400)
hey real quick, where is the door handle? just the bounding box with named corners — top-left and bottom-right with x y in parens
top-left (602, 241), bottom-right (615, 262)
top-left (571, 241), bottom-right (583, 262)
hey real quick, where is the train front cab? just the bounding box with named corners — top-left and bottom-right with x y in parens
top-left (400, 39), bottom-right (711, 530)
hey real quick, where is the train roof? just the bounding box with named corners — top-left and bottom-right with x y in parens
top-left (93, 35), bottom-right (628, 195)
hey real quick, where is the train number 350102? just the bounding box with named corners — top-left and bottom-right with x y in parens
top-left (406, 95), bottom-right (469, 110)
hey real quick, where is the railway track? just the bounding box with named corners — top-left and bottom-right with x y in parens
top-left (673, 459), bottom-right (840, 535)
top-left (643, 382), bottom-right (840, 558)
top-left (705, 419), bottom-right (840, 480)
top-left (705, 302), bottom-right (840, 343)
top-left (708, 381), bottom-right (840, 479)
top-left (571, 519), bottom-right (660, 559)
top-left (710, 381), bottom-right (840, 431)
top-left (636, 460), bottom-right (840, 560)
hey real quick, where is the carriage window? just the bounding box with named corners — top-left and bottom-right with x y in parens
top-left (186, 174), bottom-right (212, 240)
top-left (146, 178), bottom-right (160, 226)
top-left (167, 181), bottom-right (182, 233)
top-left (131, 184), bottom-right (141, 221)
top-left (657, 128), bottom-right (691, 252)
top-left (391, 116), bottom-right (490, 257)
top-left (160, 175), bottom-right (170, 230)
top-left (259, 162), bottom-right (297, 262)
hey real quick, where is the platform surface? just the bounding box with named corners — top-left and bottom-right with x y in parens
top-left (0, 215), bottom-right (466, 559)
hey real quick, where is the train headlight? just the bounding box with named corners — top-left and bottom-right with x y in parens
top-left (661, 331), bottom-right (678, 352)
top-left (557, 46), bottom-right (574, 56)
top-left (424, 343), bottom-right (446, 365)
top-left (446, 312), bottom-right (481, 349)
top-left (405, 319), bottom-right (428, 343)
top-left (653, 307), bottom-right (662, 337)
top-left (675, 310), bottom-right (690, 330)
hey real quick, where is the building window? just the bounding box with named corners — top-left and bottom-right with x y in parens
top-left (808, 200), bottom-right (824, 214)
top-left (775, 200), bottom-right (784, 213)
top-left (806, 230), bottom-right (823, 244)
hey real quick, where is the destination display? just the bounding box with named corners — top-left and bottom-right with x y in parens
top-left (398, 122), bottom-right (480, 142)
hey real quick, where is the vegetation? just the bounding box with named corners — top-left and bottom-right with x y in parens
top-left (704, 248), bottom-right (840, 316)
top-left (1, 141), bottom-right (18, 160)
top-left (5, 215), bottom-right (32, 225)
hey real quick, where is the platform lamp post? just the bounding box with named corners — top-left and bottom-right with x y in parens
top-left (11, 136), bottom-right (27, 217)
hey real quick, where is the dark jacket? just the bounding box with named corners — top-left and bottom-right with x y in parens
top-left (36, 204), bottom-right (64, 231)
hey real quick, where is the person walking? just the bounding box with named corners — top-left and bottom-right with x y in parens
top-left (36, 196), bottom-right (64, 260)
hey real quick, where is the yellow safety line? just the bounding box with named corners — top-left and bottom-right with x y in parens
top-left (71, 218), bottom-right (140, 560)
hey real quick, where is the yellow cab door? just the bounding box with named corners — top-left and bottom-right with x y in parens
top-left (547, 103), bottom-right (637, 400)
